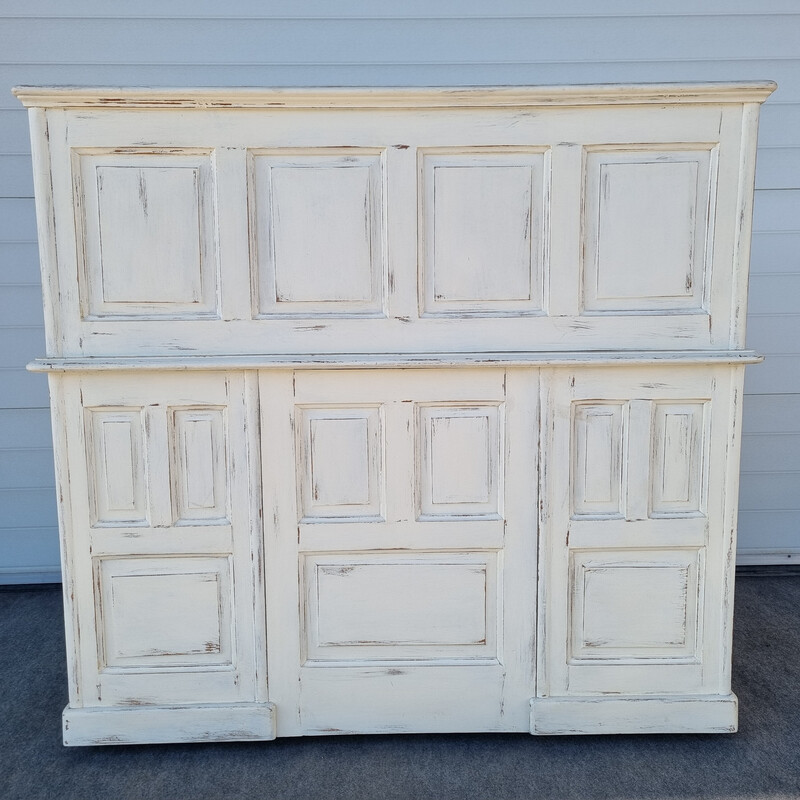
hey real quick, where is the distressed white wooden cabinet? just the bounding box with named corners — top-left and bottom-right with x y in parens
top-left (16, 82), bottom-right (775, 745)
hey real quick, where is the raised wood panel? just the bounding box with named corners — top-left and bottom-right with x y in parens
top-left (96, 555), bottom-right (232, 669)
top-left (570, 550), bottom-right (700, 662)
top-left (297, 405), bottom-right (384, 522)
top-left (651, 401), bottom-right (707, 517)
top-left (418, 403), bottom-right (502, 519)
top-left (86, 408), bottom-right (147, 527)
top-left (420, 149), bottom-right (547, 316)
top-left (170, 407), bottom-right (229, 524)
top-left (583, 147), bottom-right (715, 313)
top-left (73, 150), bottom-right (219, 319)
top-left (303, 553), bottom-right (497, 662)
top-left (251, 150), bottom-right (385, 317)
top-left (572, 402), bottom-right (625, 518)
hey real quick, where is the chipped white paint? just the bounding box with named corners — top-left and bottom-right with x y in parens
top-left (18, 84), bottom-right (771, 744)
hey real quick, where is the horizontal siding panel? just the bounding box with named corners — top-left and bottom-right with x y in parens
top-left (0, 449), bottom-right (54, 490)
top-left (0, 109), bottom-right (32, 154)
top-left (758, 103), bottom-right (800, 148)
top-left (0, 285), bottom-right (45, 327)
top-left (741, 394), bottom-right (800, 433)
top-left (0, 369), bottom-right (49, 409)
top-left (746, 314), bottom-right (800, 354)
top-left (0, 198), bottom-right (36, 241)
top-left (752, 189), bottom-right (800, 233)
top-left (0, 408), bottom-right (52, 447)
top-left (755, 148), bottom-right (800, 190)
top-left (0, 155), bottom-right (34, 197)
top-left (747, 274), bottom-right (800, 314)
top-left (0, 526), bottom-right (59, 573)
top-left (0, 242), bottom-right (41, 283)
top-left (3, 1), bottom-right (800, 18)
top-left (2, 62), bottom-right (798, 109)
top-left (745, 354), bottom-right (800, 394)
top-left (741, 433), bottom-right (800, 472)
top-left (738, 510), bottom-right (800, 551)
top-left (749, 232), bottom-right (800, 273)
top-left (2, 18), bottom-right (799, 65)
top-left (0, 487), bottom-right (57, 527)
top-left (739, 473), bottom-right (800, 510)
top-left (0, 326), bottom-right (45, 367)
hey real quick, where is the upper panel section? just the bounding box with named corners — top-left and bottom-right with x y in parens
top-left (18, 83), bottom-right (774, 357)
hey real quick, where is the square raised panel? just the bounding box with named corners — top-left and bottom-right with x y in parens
top-left (651, 401), bottom-right (708, 517)
top-left (86, 407), bottom-right (148, 527)
top-left (303, 553), bottom-right (498, 662)
top-left (298, 406), bottom-right (384, 522)
top-left (570, 550), bottom-right (701, 662)
top-left (169, 407), bottom-right (229, 525)
top-left (419, 149), bottom-right (548, 316)
top-left (251, 150), bottom-right (385, 317)
top-left (583, 147), bottom-right (716, 313)
top-left (96, 556), bottom-right (232, 669)
top-left (572, 402), bottom-right (626, 518)
top-left (73, 149), bottom-right (219, 319)
top-left (417, 404), bottom-right (503, 519)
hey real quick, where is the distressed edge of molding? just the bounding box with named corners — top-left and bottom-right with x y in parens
top-left (62, 702), bottom-right (276, 746)
top-left (12, 82), bottom-right (778, 109)
top-left (27, 350), bottom-right (765, 373)
top-left (530, 694), bottom-right (738, 735)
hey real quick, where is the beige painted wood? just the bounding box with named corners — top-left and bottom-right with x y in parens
top-left (19, 84), bottom-right (769, 744)
top-left (263, 368), bottom-right (537, 735)
top-left (18, 84), bottom-right (772, 358)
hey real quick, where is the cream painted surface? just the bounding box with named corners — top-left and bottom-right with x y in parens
top-left (262, 368), bottom-right (537, 735)
top-left (19, 85), bottom-right (767, 743)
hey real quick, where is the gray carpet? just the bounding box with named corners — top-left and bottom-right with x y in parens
top-left (2, 574), bottom-right (799, 800)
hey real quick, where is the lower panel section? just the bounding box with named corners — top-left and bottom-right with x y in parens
top-left (298, 665), bottom-right (521, 734)
top-left (62, 702), bottom-right (276, 746)
top-left (530, 694), bottom-right (738, 735)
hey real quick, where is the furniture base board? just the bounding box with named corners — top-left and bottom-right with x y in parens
top-left (62, 702), bottom-right (276, 746)
top-left (530, 694), bottom-right (738, 735)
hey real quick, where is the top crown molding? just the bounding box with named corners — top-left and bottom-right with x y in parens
top-left (12, 82), bottom-right (777, 109)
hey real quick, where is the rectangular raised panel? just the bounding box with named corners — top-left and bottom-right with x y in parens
top-left (170, 407), bottom-right (229, 524)
top-left (74, 150), bottom-right (218, 319)
top-left (97, 556), bottom-right (232, 669)
top-left (251, 150), bottom-right (385, 317)
top-left (572, 402), bottom-right (625, 518)
top-left (298, 406), bottom-right (383, 521)
top-left (420, 149), bottom-right (547, 316)
top-left (651, 402), bottom-right (707, 517)
top-left (87, 408), bottom-right (147, 526)
top-left (304, 554), bottom-right (497, 662)
top-left (570, 550), bottom-right (700, 662)
top-left (583, 147), bottom-right (715, 313)
top-left (418, 404), bottom-right (502, 519)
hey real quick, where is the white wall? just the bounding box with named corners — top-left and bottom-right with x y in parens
top-left (1, 1), bottom-right (798, 581)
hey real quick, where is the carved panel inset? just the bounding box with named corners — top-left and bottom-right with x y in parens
top-left (583, 147), bottom-right (716, 313)
top-left (303, 553), bottom-right (497, 662)
top-left (651, 402), bottom-right (707, 517)
top-left (170, 407), bottom-right (229, 524)
top-left (420, 149), bottom-right (548, 316)
top-left (298, 406), bottom-right (384, 521)
top-left (73, 150), bottom-right (218, 319)
top-left (570, 550), bottom-right (701, 662)
top-left (572, 402), bottom-right (625, 518)
top-left (251, 150), bottom-right (385, 317)
top-left (418, 404), bottom-right (502, 519)
top-left (86, 408), bottom-right (148, 526)
top-left (96, 556), bottom-right (232, 669)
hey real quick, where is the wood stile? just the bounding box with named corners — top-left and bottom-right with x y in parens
top-left (16, 83), bottom-right (773, 744)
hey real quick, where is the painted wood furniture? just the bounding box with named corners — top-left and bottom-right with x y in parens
top-left (15, 83), bottom-right (775, 745)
